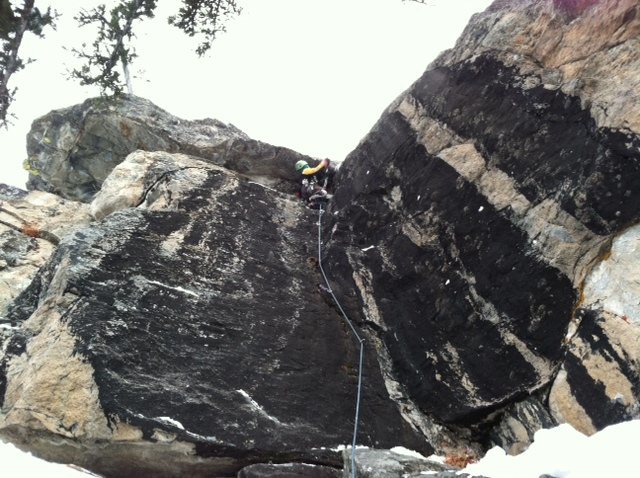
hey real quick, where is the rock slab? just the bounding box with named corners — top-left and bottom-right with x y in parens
top-left (1, 151), bottom-right (427, 478)
top-left (324, 0), bottom-right (640, 439)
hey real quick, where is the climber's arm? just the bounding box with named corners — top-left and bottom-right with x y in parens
top-left (302, 159), bottom-right (329, 175)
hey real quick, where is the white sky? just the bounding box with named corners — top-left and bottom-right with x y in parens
top-left (0, 0), bottom-right (492, 189)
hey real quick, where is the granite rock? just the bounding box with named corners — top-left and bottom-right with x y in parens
top-left (3, 0), bottom-right (640, 474)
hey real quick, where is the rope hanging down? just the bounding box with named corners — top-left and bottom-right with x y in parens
top-left (317, 205), bottom-right (365, 478)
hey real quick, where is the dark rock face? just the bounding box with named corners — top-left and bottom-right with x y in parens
top-left (25, 95), bottom-right (316, 202)
top-left (0, 152), bottom-right (427, 478)
top-left (324, 81), bottom-right (577, 424)
top-left (323, 0), bottom-right (640, 435)
top-left (409, 57), bottom-right (640, 236)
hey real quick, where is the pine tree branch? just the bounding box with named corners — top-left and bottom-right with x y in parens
top-left (1, 0), bottom-right (35, 127)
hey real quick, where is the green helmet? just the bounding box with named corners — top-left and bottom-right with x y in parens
top-left (295, 160), bottom-right (309, 172)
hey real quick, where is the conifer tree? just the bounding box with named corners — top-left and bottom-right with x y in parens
top-left (1, 0), bottom-right (422, 124)
top-left (0, 0), bottom-right (55, 127)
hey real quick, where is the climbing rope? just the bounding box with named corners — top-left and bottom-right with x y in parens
top-left (317, 204), bottom-right (365, 478)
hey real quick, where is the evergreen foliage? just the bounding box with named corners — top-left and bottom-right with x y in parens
top-left (0, 0), bottom-right (55, 127)
top-left (1, 0), bottom-right (421, 125)
top-left (70, 0), bottom-right (158, 96)
top-left (168, 0), bottom-right (241, 57)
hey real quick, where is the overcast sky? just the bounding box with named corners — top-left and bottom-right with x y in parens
top-left (0, 0), bottom-right (493, 189)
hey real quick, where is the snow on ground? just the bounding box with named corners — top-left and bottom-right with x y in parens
top-left (0, 440), bottom-right (95, 477)
top-left (462, 420), bottom-right (640, 478)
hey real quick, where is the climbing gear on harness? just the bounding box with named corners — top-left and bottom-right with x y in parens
top-left (300, 177), bottom-right (330, 209)
top-left (295, 160), bottom-right (309, 172)
top-left (316, 204), bottom-right (364, 478)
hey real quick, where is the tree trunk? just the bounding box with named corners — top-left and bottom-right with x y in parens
top-left (0, 0), bottom-right (35, 126)
top-left (122, 61), bottom-right (133, 95)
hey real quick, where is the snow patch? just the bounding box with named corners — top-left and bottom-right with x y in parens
top-left (0, 440), bottom-right (94, 477)
top-left (184, 431), bottom-right (219, 443)
top-left (462, 420), bottom-right (640, 478)
top-left (329, 444), bottom-right (370, 452)
top-left (146, 279), bottom-right (200, 298)
top-left (426, 454), bottom-right (446, 464)
top-left (154, 416), bottom-right (185, 430)
top-left (236, 389), bottom-right (284, 425)
top-left (390, 446), bottom-right (427, 460)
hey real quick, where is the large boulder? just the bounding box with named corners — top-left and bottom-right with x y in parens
top-left (323, 0), bottom-right (640, 439)
top-left (3, 0), bottom-right (640, 475)
top-left (25, 95), bottom-right (316, 202)
top-left (0, 151), bottom-right (427, 478)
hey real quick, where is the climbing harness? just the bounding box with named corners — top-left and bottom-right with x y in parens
top-left (317, 204), bottom-right (365, 478)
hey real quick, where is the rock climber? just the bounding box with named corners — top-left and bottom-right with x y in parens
top-left (294, 158), bottom-right (336, 208)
